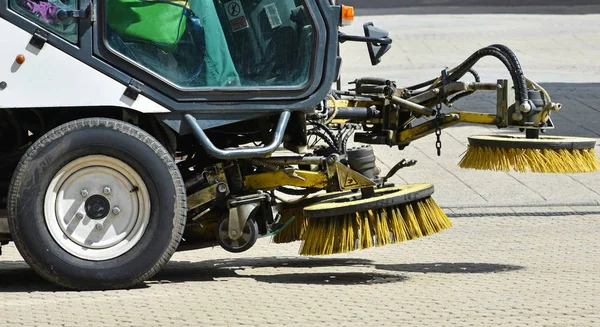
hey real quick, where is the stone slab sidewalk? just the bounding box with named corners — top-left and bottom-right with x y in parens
top-left (341, 12), bottom-right (600, 208)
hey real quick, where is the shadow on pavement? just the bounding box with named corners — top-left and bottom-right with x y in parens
top-left (0, 261), bottom-right (64, 292)
top-left (0, 258), bottom-right (524, 290)
top-left (452, 83), bottom-right (600, 139)
top-left (376, 262), bottom-right (524, 274)
top-left (152, 257), bottom-right (389, 286)
top-left (251, 272), bottom-right (408, 285)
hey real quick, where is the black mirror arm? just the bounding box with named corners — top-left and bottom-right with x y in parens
top-left (338, 32), bottom-right (392, 45)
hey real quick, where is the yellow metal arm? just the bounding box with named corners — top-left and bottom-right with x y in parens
top-left (398, 112), bottom-right (498, 145)
top-left (244, 170), bottom-right (329, 191)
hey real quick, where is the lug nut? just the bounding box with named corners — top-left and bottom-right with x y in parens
top-left (80, 189), bottom-right (89, 198)
top-left (112, 207), bottom-right (121, 215)
top-left (103, 187), bottom-right (111, 195)
top-left (95, 223), bottom-right (103, 231)
top-left (75, 212), bottom-right (84, 220)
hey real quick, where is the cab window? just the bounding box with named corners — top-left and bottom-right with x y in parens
top-left (105, 0), bottom-right (314, 88)
top-left (10, 0), bottom-right (79, 43)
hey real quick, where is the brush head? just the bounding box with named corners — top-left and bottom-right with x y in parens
top-left (460, 135), bottom-right (599, 173)
top-left (299, 184), bottom-right (452, 256)
top-left (272, 190), bottom-right (354, 244)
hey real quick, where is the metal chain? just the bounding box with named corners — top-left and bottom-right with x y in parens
top-left (435, 100), bottom-right (443, 156)
top-left (434, 68), bottom-right (448, 157)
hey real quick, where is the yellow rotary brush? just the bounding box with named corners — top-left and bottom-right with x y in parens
top-left (272, 190), bottom-right (353, 244)
top-left (459, 135), bottom-right (600, 173)
top-left (272, 206), bottom-right (307, 244)
top-left (299, 184), bottom-right (452, 256)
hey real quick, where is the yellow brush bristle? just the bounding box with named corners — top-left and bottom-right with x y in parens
top-left (272, 207), bottom-right (308, 244)
top-left (299, 197), bottom-right (452, 256)
top-left (459, 145), bottom-right (600, 173)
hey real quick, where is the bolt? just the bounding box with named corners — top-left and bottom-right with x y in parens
top-left (75, 212), bottom-right (84, 220)
top-left (231, 230), bottom-right (238, 236)
top-left (103, 187), bottom-right (111, 195)
top-left (80, 189), bottom-right (89, 198)
top-left (217, 183), bottom-right (228, 194)
top-left (0, 81), bottom-right (7, 90)
top-left (95, 223), bottom-right (103, 231)
top-left (112, 207), bottom-right (121, 215)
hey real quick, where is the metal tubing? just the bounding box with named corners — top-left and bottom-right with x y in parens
top-left (184, 111), bottom-right (291, 159)
top-left (259, 156), bottom-right (325, 166)
top-left (391, 96), bottom-right (436, 116)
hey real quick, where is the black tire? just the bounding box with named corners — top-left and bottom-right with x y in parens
top-left (217, 216), bottom-right (259, 253)
top-left (8, 118), bottom-right (186, 290)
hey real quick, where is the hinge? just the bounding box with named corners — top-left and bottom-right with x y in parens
top-left (57, 1), bottom-right (94, 22)
top-left (29, 29), bottom-right (49, 50)
top-left (123, 79), bottom-right (144, 101)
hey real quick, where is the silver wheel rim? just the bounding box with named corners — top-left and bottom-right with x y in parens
top-left (44, 155), bottom-right (151, 261)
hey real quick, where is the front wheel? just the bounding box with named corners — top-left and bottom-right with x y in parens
top-left (8, 118), bottom-right (186, 290)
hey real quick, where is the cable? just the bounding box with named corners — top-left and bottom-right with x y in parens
top-left (277, 186), bottom-right (319, 196)
top-left (436, 46), bottom-right (528, 104)
top-left (307, 130), bottom-right (340, 153)
top-left (324, 94), bottom-right (339, 124)
top-left (309, 121), bottom-right (338, 146)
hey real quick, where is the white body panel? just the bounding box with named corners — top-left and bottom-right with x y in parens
top-left (0, 18), bottom-right (170, 113)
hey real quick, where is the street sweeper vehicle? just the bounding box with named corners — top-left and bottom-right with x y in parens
top-left (0, 0), bottom-right (598, 290)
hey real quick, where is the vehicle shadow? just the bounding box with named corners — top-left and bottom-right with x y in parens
top-left (0, 257), bottom-right (524, 292)
top-left (376, 262), bottom-right (524, 274)
top-left (0, 261), bottom-right (64, 292)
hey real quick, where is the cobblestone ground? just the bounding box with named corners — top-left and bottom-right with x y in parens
top-left (1, 207), bottom-right (599, 326)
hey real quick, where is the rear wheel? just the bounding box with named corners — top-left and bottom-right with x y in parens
top-left (8, 118), bottom-right (186, 290)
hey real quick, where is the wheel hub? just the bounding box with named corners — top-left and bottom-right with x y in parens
top-left (85, 195), bottom-right (111, 220)
top-left (44, 155), bottom-right (151, 261)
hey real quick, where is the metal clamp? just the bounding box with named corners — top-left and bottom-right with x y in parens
top-left (184, 111), bottom-right (291, 160)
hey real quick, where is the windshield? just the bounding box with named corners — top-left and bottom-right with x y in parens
top-left (105, 0), bottom-right (314, 89)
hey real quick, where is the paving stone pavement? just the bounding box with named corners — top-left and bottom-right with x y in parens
top-left (1, 207), bottom-right (600, 326)
top-left (340, 11), bottom-right (600, 208)
top-left (2, 7), bottom-right (600, 327)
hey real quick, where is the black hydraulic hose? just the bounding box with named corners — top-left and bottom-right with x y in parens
top-left (309, 121), bottom-right (337, 145)
top-left (447, 69), bottom-right (481, 105)
top-left (341, 128), bottom-right (355, 154)
top-left (489, 44), bottom-right (528, 104)
top-left (277, 186), bottom-right (319, 196)
top-left (448, 91), bottom-right (474, 105)
top-left (307, 130), bottom-right (340, 153)
top-left (437, 47), bottom-right (528, 104)
top-left (407, 68), bottom-right (478, 93)
top-left (406, 77), bottom-right (437, 91)
top-left (468, 68), bottom-right (480, 82)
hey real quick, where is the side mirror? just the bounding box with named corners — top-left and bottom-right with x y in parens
top-left (364, 23), bottom-right (392, 66)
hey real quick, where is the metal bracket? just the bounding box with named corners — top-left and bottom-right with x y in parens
top-left (325, 158), bottom-right (376, 192)
top-left (227, 193), bottom-right (269, 240)
top-left (29, 29), bottom-right (49, 50)
top-left (382, 159), bottom-right (417, 184)
top-left (123, 79), bottom-right (144, 101)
